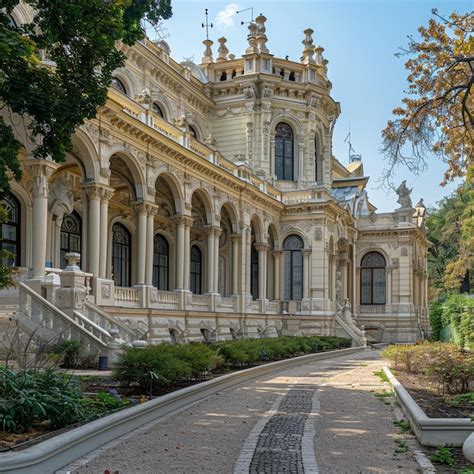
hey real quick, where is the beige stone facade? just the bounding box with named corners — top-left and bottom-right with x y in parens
top-left (1, 9), bottom-right (430, 345)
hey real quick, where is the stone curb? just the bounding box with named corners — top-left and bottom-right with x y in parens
top-left (0, 346), bottom-right (364, 474)
top-left (383, 367), bottom-right (474, 447)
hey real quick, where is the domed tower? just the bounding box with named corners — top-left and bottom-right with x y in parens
top-left (201, 15), bottom-right (340, 191)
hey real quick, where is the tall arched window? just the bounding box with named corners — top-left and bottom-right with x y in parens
top-left (60, 211), bottom-right (82, 269)
top-left (153, 234), bottom-right (169, 290)
top-left (188, 125), bottom-right (198, 139)
top-left (190, 245), bottom-right (202, 294)
top-left (250, 244), bottom-right (259, 300)
top-left (360, 252), bottom-right (386, 305)
top-left (275, 123), bottom-right (294, 181)
top-left (153, 102), bottom-right (165, 118)
top-left (1, 194), bottom-right (21, 266)
top-left (283, 235), bottom-right (304, 300)
top-left (314, 136), bottom-right (322, 183)
top-left (112, 223), bottom-right (131, 287)
top-left (111, 77), bottom-right (127, 95)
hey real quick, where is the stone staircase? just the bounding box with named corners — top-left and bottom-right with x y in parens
top-left (335, 301), bottom-right (367, 347)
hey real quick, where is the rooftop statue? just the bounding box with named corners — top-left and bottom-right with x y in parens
top-left (396, 180), bottom-right (413, 209)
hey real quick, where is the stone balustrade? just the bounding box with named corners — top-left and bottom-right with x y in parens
top-left (114, 287), bottom-right (140, 306)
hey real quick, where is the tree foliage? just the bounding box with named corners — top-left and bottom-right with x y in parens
top-left (382, 10), bottom-right (473, 186)
top-left (0, 0), bottom-right (172, 194)
top-left (426, 172), bottom-right (473, 296)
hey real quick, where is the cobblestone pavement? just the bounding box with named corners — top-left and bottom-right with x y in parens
top-left (61, 350), bottom-right (421, 474)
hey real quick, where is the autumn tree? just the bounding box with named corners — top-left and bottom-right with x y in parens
top-left (382, 9), bottom-right (473, 186)
top-left (0, 0), bottom-right (172, 194)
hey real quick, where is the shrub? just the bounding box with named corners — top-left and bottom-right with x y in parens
top-left (0, 367), bottom-right (87, 432)
top-left (429, 301), bottom-right (444, 341)
top-left (443, 294), bottom-right (474, 349)
top-left (49, 339), bottom-right (82, 368)
top-left (382, 342), bottom-right (473, 394)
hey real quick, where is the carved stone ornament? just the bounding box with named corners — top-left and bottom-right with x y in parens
top-left (49, 175), bottom-right (74, 227)
top-left (395, 180), bottom-right (413, 209)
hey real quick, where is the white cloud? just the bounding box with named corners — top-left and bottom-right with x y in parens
top-left (215, 3), bottom-right (239, 29)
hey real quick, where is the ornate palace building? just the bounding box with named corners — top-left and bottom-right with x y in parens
top-left (1, 6), bottom-right (430, 348)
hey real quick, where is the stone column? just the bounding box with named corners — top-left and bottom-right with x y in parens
top-left (272, 250), bottom-right (283, 300)
top-left (26, 158), bottom-right (59, 279)
top-left (175, 217), bottom-right (185, 289)
top-left (135, 202), bottom-right (148, 286)
top-left (183, 218), bottom-right (192, 291)
top-left (84, 185), bottom-right (101, 277)
top-left (205, 226), bottom-right (215, 293)
top-left (386, 266), bottom-right (392, 305)
top-left (298, 138), bottom-right (305, 182)
top-left (302, 249), bottom-right (312, 299)
top-left (213, 227), bottom-right (222, 294)
top-left (255, 243), bottom-right (268, 299)
top-left (231, 235), bottom-right (241, 295)
top-left (99, 187), bottom-right (114, 278)
top-left (145, 204), bottom-right (158, 286)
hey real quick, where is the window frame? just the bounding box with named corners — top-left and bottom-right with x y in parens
top-left (190, 245), bottom-right (202, 294)
top-left (283, 235), bottom-right (304, 301)
top-left (360, 252), bottom-right (386, 305)
top-left (275, 122), bottom-right (294, 181)
top-left (153, 233), bottom-right (169, 291)
top-left (112, 223), bottom-right (132, 287)
top-left (60, 211), bottom-right (82, 269)
top-left (1, 194), bottom-right (21, 267)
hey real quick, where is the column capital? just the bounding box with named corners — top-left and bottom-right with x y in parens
top-left (25, 157), bottom-right (60, 198)
top-left (173, 214), bottom-right (193, 227)
top-left (99, 185), bottom-right (115, 201)
top-left (82, 183), bottom-right (105, 201)
top-left (272, 249), bottom-right (283, 258)
top-left (230, 234), bottom-right (242, 244)
top-left (254, 242), bottom-right (269, 252)
top-left (204, 224), bottom-right (221, 237)
top-left (145, 202), bottom-right (160, 216)
top-left (302, 248), bottom-right (312, 257)
top-left (133, 201), bottom-right (148, 215)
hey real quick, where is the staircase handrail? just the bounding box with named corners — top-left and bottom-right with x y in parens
top-left (83, 300), bottom-right (139, 340)
top-left (18, 282), bottom-right (109, 348)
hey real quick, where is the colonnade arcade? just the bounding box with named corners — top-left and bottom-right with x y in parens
top-left (2, 148), bottom-right (318, 307)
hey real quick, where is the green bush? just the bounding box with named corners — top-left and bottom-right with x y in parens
top-left (0, 367), bottom-right (87, 432)
top-left (49, 339), bottom-right (82, 368)
top-left (442, 294), bottom-right (474, 349)
top-left (429, 301), bottom-right (444, 341)
top-left (115, 336), bottom-right (351, 390)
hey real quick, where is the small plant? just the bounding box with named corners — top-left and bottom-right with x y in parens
top-left (394, 438), bottom-right (408, 453)
top-left (49, 339), bottom-right (82, 368)
top-left (430, 446), bottom-right (455, 466)
top-left (373, 370), bottom-right (390, 383)
top-left (375, 390), bottom-right (394, 404)
top-left (393, 419), bottom-right (412, 433)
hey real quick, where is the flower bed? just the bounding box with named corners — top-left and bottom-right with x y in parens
top-left (382, 343), bottom-right (473, 418)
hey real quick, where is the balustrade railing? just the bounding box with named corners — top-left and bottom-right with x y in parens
top-left (17, 282), bottom-right (110, 351)
top-left (191, 294), bottom-right (210, 308)
top-left (114, 287), bottom-right (139, 306)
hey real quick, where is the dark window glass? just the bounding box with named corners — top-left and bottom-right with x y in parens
top-left (275, 123), bottom-right (294, 180)
top-left (250, 245), bottom-right (259, 300)
top-left (153, 103), bottom-right (165, 118)
top-left (1, 194), bottom-right (20, 266)
top-left (60, 211), bottom-right (82, 269)
top-left (188, 125), bottom-right (198, 139)
top-left (190, 245), bottom-right (202, 294)
top-left (315, 136), bottom-right (320, 182)
top-left (112, 223), bottom-right (131, 287)
top-left (360, 252), bottom-right (386, 304)
top-left (111, 77), bottom-right (127, 95)
top-left (153, 234), bottom-right (169, 290)
top-left (283, 235), bottom-right (304, 300)
top-left (7, 15), bottom-right (17, 28)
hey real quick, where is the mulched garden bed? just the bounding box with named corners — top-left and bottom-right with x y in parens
top-left (394, 370), bottom-right (473, 419)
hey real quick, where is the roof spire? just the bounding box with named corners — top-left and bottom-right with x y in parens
top-left (255, 14), bottom-right (269, 54)
top-left (201, 39), bottom-right (214, 64)
top-left (245, 22), bottom-right (258, 54)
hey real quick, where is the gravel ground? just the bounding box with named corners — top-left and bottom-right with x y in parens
top-left (61, 350), bottom-right (420, 474)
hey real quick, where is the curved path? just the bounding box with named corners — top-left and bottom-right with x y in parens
top-left (60, 350), bottom-right (420, 473)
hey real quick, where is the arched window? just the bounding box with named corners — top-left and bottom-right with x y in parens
top-left (60, 211), bottom-right (82, 269)
top-left (111, 77), bottom-right (127, 95)
top-left (188, 125), bottom-right (198, 139)
top-left (275, 123), bottom-right (294, 181)
top-left (153, 102), bottom-right (165, 118)
top-left (250, 244), bottom-right (259, 300)
top-left (190, 245), bottom-right (202, 294)
top-left (283, 235), bottom-right (304, 300)
top-left (1, 194), bottom-right (21, 266)
top-left (112, 223), bottom-right (131, 287)
top-left (360, 252), bottom-right (386, 305)
top-left (153, 234), bottom-right (169, 290)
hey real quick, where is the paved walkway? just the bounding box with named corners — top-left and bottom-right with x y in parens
top-left (60, 350), bottom-right (421, 473)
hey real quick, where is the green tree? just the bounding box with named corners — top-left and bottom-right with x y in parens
top-left (381, 9), bottom-right (473, 186)
top-left (0, 0), bottom-right (172, 194)
top-left (426, 174), bottom-right (473, 296)
top-left (0, 206), bottom-right (15, 289)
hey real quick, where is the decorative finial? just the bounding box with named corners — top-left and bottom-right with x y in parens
top-left (201, 39), bottom-right (214, 64)
top-left (216, 37), bottom-right (229, 62)
top-left (301, 28), bottom-right (315, 64)
top-left (246, 22), bottom-right (258, 54)
top-left (255, 14), bottom-right (269, 54)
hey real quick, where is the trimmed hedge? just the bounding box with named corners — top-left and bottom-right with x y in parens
top-left (114, 336), bottom-right (351, 391)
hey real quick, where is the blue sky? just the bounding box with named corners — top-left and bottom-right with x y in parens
top-left (156, 0), bottom-right (469, 212)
